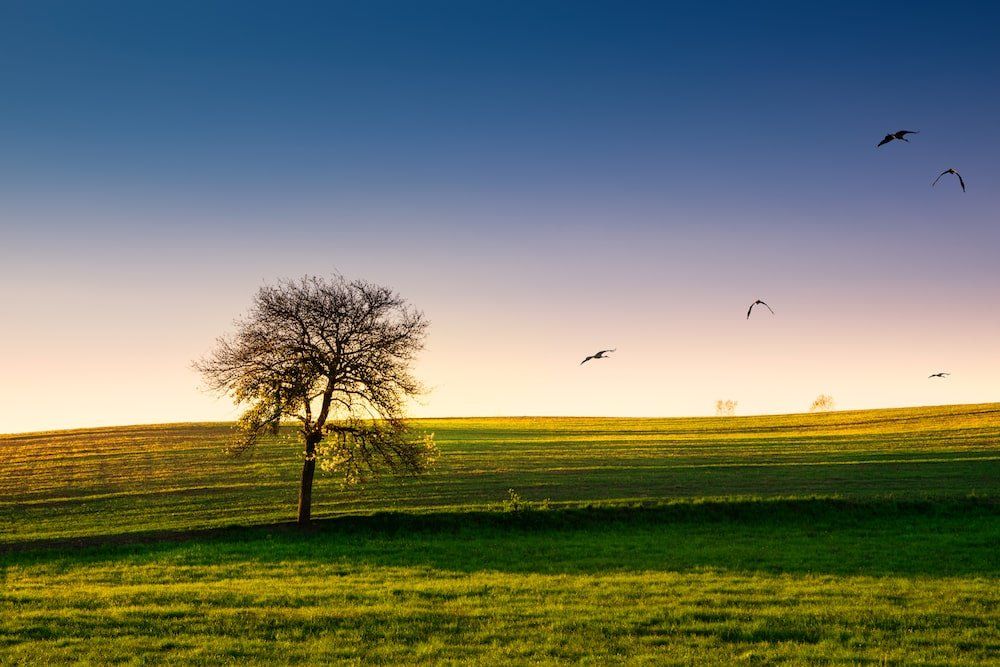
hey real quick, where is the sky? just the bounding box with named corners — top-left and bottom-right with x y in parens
top-left (2, 1), bottom-right (999, 433)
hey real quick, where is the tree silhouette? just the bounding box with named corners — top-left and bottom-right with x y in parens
top-left (810, 394), bottom-right (835, 412)
top-left (716, 399), bottom-right (738, 416)
top-left (196, 275), bottom-right (435, 525)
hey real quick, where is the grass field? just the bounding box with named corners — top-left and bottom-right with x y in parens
top-left (2, 404), bottom-right (999, 664)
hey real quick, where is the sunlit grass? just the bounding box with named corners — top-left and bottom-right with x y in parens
top-left (1, 404), bottom-right (998, 663)
top-left (2, 403), bottom-right (998, 543)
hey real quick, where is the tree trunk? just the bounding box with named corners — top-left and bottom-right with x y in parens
top-left (297, 433), bottom-right (320, 526)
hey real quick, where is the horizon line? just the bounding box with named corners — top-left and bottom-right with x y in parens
top-left (3, 401), bottom-right (998, 438)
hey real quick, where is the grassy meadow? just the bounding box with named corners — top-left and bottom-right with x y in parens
top-left (2, 404), bottom-right (999, 663)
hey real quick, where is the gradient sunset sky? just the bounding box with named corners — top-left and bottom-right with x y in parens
top-left (2, 1), bottom-right (999, 433)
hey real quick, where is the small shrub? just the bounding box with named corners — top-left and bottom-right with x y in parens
top-left (495, 489), bottom-right (550, 513)
top-left (502, 488), bottom-right (525, 512)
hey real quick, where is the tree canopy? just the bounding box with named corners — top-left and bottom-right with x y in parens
top-left (196, 274), bottom-right (435, 523)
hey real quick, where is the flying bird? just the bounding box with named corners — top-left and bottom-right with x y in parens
top-left (877, 130), bottom-right (919, 147)
top-left (928, 372), bottom-right (950, 379)
top-left (932, 168), bottom-right (965, 192)
top-left (580, 349), bottom-right (616, 365)
top-left (746, 299), bottom-right (775, 319)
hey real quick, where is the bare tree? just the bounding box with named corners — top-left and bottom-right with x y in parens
top-left (715, 399), bottom-right (737, 416)
top-left (196, 275), bottom-right (436, 525)
top-left (810, 394), bottom-right (835, 412)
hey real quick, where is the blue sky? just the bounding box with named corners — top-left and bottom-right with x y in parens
top-left (2, 1), bottom-right (999, 431)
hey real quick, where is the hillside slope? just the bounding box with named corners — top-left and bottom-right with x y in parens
top-left (2, 403), bottom-right (998, 544)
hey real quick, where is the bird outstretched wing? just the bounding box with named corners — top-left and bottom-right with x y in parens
top-left (760, 301), bottom-right (775, 315)
top-left (877, 134), bottom-right (893, 147)
top-left (582, 348), bottom-right (615, 364)
top-left (931, 170), bottom-right (947, 187)
top-left (956, 172), bottom-right (966, 192)
top-left (897, 130), bottom-right (919, 136)
top-left (747, 303), bottom-right (755, 319)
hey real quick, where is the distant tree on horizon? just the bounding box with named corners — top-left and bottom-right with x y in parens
top-left (716, 399), bottom-right (737, 416)
top-left (810, 394), bottom-right (835, 412)
top-left (196, 274), bottom-right (436, 525)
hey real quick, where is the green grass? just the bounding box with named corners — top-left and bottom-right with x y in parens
top-left (3, 403), bottom-right (998, 544)
top-left (2, 404), bottom-right (999, 663)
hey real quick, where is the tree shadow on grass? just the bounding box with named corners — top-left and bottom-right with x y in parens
top-left (3, 496), bottom-right (998, 577)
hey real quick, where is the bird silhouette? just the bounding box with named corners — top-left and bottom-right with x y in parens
top-left (928, 372), bottom-right (950, 378)
top-left (877, 130), bottom-right (919, 147)
top-left (932, 168), bottom-right (965, 192)
top-left (746, 299), bottom-right (775, 319)
top-left (580, 349), bottom-right (616, 365)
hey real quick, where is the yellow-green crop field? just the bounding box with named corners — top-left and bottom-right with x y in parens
top-left (1, 404), bottom-right (998, 664)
